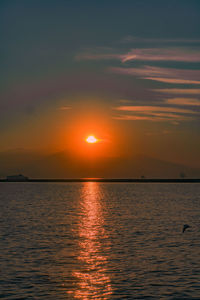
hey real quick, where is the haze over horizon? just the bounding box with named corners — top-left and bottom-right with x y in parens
top-left (1, 0), bottom-right (200, 177)
top-left (1, 148), bottom-right (200, 179)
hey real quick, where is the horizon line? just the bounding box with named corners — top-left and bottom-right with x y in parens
top-left (0, 178), bottom-right (200, 183)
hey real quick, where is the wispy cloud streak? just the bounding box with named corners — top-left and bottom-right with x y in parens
top-left (120, 48), bottom-right (200, 63)
top-left (155, 89), bottom-right (200, 95)
top-left (166, 98), bottom-right (200, 106)
top-left (113, 114), bottom-right (194, 122)
top-left (121, 36), bottom-right (200, 44)
top-left (145, 78), bottom-right (200, 84)
top-left (113, 104), bottom-right (199, 123)
top-left (111, 66), bottom-right (200, 85)
top-left (77, 48), bottom-right (200, 63)
top-left (115, 105), bottom-right (197, 114)
top-left (58, 106), bottom-right (72, 110)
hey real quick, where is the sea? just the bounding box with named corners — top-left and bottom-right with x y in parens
top-left (0, 182), bottom-right (200, 299)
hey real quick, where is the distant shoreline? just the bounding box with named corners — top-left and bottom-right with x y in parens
top-left (0, 178), bottom-right (200, 183)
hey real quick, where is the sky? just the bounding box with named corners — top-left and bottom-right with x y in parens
top-left (1, 0), bottom-right (200, 177)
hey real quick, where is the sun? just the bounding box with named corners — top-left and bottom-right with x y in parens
top-left (86, 135), bottom-right (98, 143)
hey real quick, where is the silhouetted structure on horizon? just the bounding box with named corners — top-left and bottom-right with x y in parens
top-left (6, 174), bottom-right (29, 181)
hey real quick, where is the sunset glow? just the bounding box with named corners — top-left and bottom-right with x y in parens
top-left (1, 0), bottom-right (200, 177)
top-left (1, 2), bottom-right (200, 300)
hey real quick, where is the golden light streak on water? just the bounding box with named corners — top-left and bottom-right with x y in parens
top-left (71, 182), bottom-right (112, 299)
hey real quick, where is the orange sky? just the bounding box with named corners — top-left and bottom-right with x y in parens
top-left (1, 1), bottom-right (200, 178)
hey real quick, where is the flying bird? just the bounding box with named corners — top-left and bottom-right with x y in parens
top-left (182, 224), bottom-right (190, 233)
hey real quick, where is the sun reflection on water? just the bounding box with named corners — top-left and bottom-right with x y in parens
top-left (71, 182), bottom-right (112, 299)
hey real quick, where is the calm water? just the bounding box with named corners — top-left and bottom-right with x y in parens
top-left (0, 182), bottom-right (200, 299)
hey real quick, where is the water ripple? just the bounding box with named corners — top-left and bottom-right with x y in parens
top-left (0, 182), bottom-right (200, 299)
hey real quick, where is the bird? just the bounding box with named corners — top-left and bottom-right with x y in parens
top-left (182, 224), bottom-right (190, 233)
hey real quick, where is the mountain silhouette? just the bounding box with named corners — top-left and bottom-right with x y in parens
top-left (0, 149), bottom-right (199, 179)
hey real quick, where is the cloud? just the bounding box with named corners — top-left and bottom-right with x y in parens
top-left (120, 48), bottom-right (200, 63)
top-left (113, 114), bottom-right (194, 122)
top-left (58, 106), bottom-right (72, 110)
top-left (113, 105), bottom-right (199, 123)
top-left (145, 77), bottom-right (200, 85)
top-left (77, 48), bottom-right (200, 63)
top-left (113, 115), bottom-right (158, 121)
top-left (166, 98), bottom-right (200, 106)
top-left (121, 36), bottom-right (200, 44)
top-left (155, 89), bottom-right (200, 95)
top-left (115, 105), bottom-right (197, 114)
top-left (110, 66), bottom-right (200, 85)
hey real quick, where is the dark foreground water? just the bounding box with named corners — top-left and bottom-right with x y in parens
top-left (0, 183), bottom-right (200, 299)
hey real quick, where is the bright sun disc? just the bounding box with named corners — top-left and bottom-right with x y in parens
top-left (86, 135), bottom-right (98, 143)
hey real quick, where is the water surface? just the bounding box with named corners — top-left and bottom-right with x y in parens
top-left (0, 183), bottom-right (200, 299)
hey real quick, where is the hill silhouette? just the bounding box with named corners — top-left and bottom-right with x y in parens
top-left (0, 149), bottom-right (199, 179)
